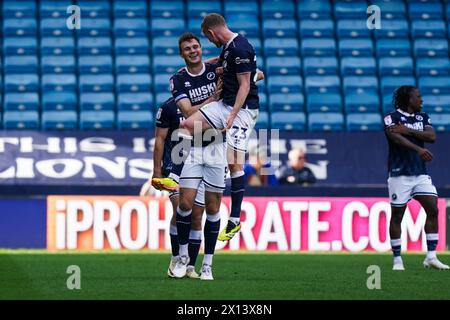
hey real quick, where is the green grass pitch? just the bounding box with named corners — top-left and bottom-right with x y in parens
top-left (1, 251), bottom-right (449, 300)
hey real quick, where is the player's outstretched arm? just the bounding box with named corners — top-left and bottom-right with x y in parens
top-left (389, 124), bottom-right (436, 143)
top-left (386, 129), bottom-right (434, 161)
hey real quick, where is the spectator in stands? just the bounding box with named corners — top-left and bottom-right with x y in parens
top-left (276, 148), bottom-right (316, 185)
top-left (244, 145), bottom-right (278, 186)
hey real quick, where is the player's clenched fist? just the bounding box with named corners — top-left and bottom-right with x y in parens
top-left (417, 148), bottom-right (433, 162)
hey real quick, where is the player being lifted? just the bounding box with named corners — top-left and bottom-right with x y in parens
top-left (141, 33), bottom-right (222, 278)
top-left (384, 86), bottom-right (449, 271)
top-left (179, 13), bottom-right (260, 242)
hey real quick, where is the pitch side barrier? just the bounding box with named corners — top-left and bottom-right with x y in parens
top-left (0, 196), bottom-right (448, 251)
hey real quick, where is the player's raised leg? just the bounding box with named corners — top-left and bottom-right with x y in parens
top-left (414, 195), bottom-right (449, 270)
top-left (389, 205), bottom-right (406, 271)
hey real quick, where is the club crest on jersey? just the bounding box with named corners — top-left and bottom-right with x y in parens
top-left (207, 72), bottom-right (215, 80)
top-left (416, 115), bottom-right (423, 121)
top-left (184, 81), bottom-right (191, 87)
top-left (384, 115), bottom-right (392, 126)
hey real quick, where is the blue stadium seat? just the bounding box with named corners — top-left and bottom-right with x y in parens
top-left (306, 93), bottom-right (342, 113)
top-left (3, 19), bottom-right (37, 36)
top-left (343, 76), bottom-right (378, 94)
top-left (266, 57), bottom-right (301, 75)
top-left (299, 20), bottom-right (334, 38)
top-left (155, 92), bottom-right (173, 106)
top-left (422, 95), bottom-right (450, 113)
top-left (5, 74), bottom-right (39, 93)
top-left (264, 38), bottom-right (299, 56)
top-left (263, 19), bottom-right (297, 38)
top-left (259, 92), bottom-right (268, 112)
top-left (271, 112), bottom-right (306, 131)
top-left (379, 57), bottom-right (413, 76)
top-left (4, 93), bottom-right (39, 111)
top-left (80, 111), bottom-right (115, 130)
top-left (346, 113), bottom-right (383, 132)
top-left (41, 37), bottom-right (75, 55)
top-left (41, 55), bottom-right (76, 74)
top-left (382, 94), bottom-right (395, 114)
top-left (78, 56), bottom-right (113, 74)
top-left (187, 1), bottom-right (222, 19)
top-left (409, 2), bottom-right (443, 20)
top-left (305, 76), bottom-right (341, 94)
top-left (152, 37), bottom-right (179, 55)
top-left (4, 56), bottom-right (38, 73)
top-left (3, 111), bottom-right (40, 129)
top-left (42, 74), bottom-right (77, 93)
top-left (150, 1), bottom-right (184, 18)
top-left (304, 57), bottom-right (338, 75)
top-left (339, 39), bottom-right (373, 57)
top-left (341, 57), bottom-right (376, 76)
top-left (334, 1), bottom-right (368, 19)
top-left (3, 1), bottom-right (37, 18)
top-left (411, 21), bottom-right (446, 39)
top-left (416, 58), bottom-right (450, 76)
top-left (80, 93), bottom-right (115, 111)
top-left (301, 38), bottom-right (336, 56)
top-left (78, 37), bottom-right (112, 55)
top-left (116, 55), bottom-right (151, 74)
top-left (79, 74), bottom-right (114, 93)
top-left (376, 39), bottom-right (410, 57)
top-left (225, 1), bottom-right (258, 16)
top-left (308, 112), bottom-right (344, 132)
top-left (3, 37), bottom-right (37, 55)
top-left (118, 93), bottom-right (154, 111)
top-left (256, 78), bottom-right (267, 95)
top-left (269, 93), bottom-right (304, 112)
top-left (413, 39), bottom-right (449, 57)
top-left (77, 0), bottom-right (111, 18)
top-left (42, 92), bottom-right (77, 111)
top-left (116, 74), bottom-right (152, 93)
top-left (153, 56), bottom-right (184, 74)
top-left (223, 16), bottom-right (260, 38)
top-left (297, 0), bottom-right (331, 20)
top-left (117, 111), bottom-right (154, 130)
top-left (419, 76), bottom-right (450, 95)
top-left (151, 18), bottom-right (185, 37)
top-left (40, 0), bottom-right (72, 18)
top-left (77, 18), bottom-right (110, 37)
top-left (113, 1), bottom-right (147, 18)
top-left (42, 111), bottom-right (77, 130)
top-left (371, 1), bottom-right (406, 20)
top-left (262, 0), bottom-right (295, 19)
top-left (381, 76), bottom-right (416, 95)
top-left (247, 38), bottom-right (262, 57)
top-left (40, 18), bottom-right (75, 37)
top-left (267, 75), bottom-right (302, 93)
top-left (255, 111), bottom-right (269, 130)
top-left (374, 20), bottom-right (409, 39)
top-left (115, 18), bottom-right (148, 37)
top-left (344, 92), bottom-right (380, 113)
top-left (197, 37), bottom-right (222, 58)
top-left (336, 20), bottom-right (370, 38)
top-left (116, 37), bottom-right (149, 55)
top-left (154, 74), bottom-right (174, 94)
top-left (428, 114), bottom-right (450, 132)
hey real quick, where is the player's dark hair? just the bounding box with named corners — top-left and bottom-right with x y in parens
top-left (178, 32), bottom-right (201, 54)
top-left (392, 85), bottom-right (416, 112)
top-left (201, 13), bottom-right (226, 34)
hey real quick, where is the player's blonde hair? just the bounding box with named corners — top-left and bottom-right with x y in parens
top-left (201, 13), bottom-right (226, 34)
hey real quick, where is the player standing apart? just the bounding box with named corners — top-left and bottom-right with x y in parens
top-left (180, 13), bottom-right (260, 241)
top-left (384, 86), bottom-right (449, 271)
